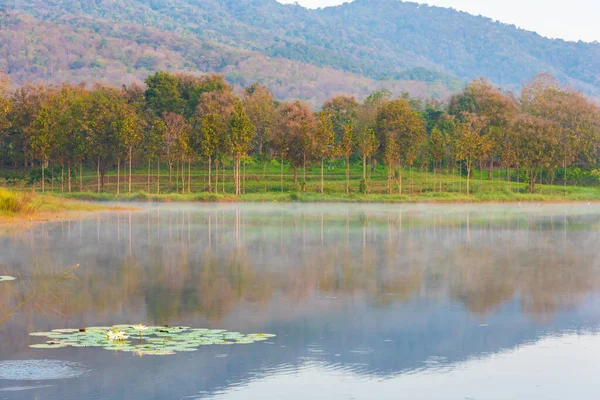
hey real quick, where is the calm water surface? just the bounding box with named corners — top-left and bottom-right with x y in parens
top-left (1, 203), bottom-right (600, 399)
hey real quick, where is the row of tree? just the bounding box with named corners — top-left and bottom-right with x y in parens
top-left (0, 71), bottom-right (599, 194)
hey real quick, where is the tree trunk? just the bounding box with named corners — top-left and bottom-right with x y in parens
top-left (362, 155), bottom-right (367, 181)
top-left (563, 160), bottom-right (567, 196)
top-left (157, 158), bottom-right (161, 194)
top-left (280, 157), bottom-right (283, 193)
top-left (388, 164), bottom-right (392, 195)
top-left (147, 158), bottom-right (151, 193)
top-left (61, 165), bottom-right (64, 193)
top-left (345, 156), bottom-right (350, 194)
top-left (129, 148), bottom-right (132, 194)
top-left (293, 167), bottom-right (298, 186)
top-left (79, 162), bottom-right (83, 192)
top-left (433, 164), bottom-right (436, 193)
top-left (188, 158), bottom-right (191, 193)
top-left (208, 156), bottom-right (212, 193)
top-left (117, 159), bottom-right (120, 195)
top-left (529, 167), bottom-right (536, 194)
top-left (234, 156), bottom-right (240, 195)
top-left (398, 168), bottom-right (402, 195)
top-left (215, 158), bottom-right (219, 194)
top-left (168, 162), bottom-right (172, 191)
top-left (96, 159), bottom-right (100, 193)
top-left (303, 153), bottom-right (306, 192)
top-left (263, 161), bottom-right (267, 193)
top-left (66, 163), bottom-right (72, 193)
top-left (466, 163), bottom-right (471, 195)
top-left (321, 158), bottom-right (325, 194)
top-left (41, 159), bottom-right (45, 193)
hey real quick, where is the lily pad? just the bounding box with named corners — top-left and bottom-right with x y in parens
top-left (0, 276), bottom-right (16, 282)
top-left (29, 324), bottom-right (276, 356)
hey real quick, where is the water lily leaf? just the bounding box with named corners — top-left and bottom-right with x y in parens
top-left (29, 343), bottom-right (68, 349)
top-left (29, 325), bottom-right (276, 356)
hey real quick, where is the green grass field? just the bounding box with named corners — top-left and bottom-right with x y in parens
top-left (4, 160), bottom-right (596, 203)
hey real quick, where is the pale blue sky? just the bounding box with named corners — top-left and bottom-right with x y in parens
top-left (277, 0), bottom-right (599, 42)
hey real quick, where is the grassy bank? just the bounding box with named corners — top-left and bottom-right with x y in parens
top-left (57, 187), bottom-right (600, 204)
top-left (5, 162), bottom-right (600, 204)
top-left (0, 188), bottom-right (120, 223)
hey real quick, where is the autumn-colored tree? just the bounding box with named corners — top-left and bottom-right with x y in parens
top-left (145, 118), bottom-right (166, 193)
top-left (228, 102), bottom-right (256, 195)
top-left (274, 101), bottom-right (316, 187)
top-left (117, 105), bottom-right (144, 193)
top-left (322, 95), bottom-right (359, 142)
top-left (0, 73), bottom-right (11, 163)
top-left (427, 125), bottom-right (449, 192)
top-left (314, 111), bottom-right (335, 193)
top-left (338, 121), bottom-right (356, 194)
top-left (243, 83), bottom-right (276, 191)
top-left (30, 84), bottom-right (88, 192)
top-left (195, 82), bottom-right (237, 192)
top-left (512, 114), bottom-right (559, 193)
top-left (521, 73), bottom-right (600, 192)
top-left (163, 112), bottom-right (188, 191)
top-left (454, 113), bottom-right (492, 195)
top-left (376, 99), bottom-right (426, 194)
top-left (450, 78), bottom-right (517, 178)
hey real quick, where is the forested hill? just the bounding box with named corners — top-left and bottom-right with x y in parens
top-left (1, 0), bottom-right (598, 103)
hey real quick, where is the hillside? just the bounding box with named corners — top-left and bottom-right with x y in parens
top-left (0, 0), bottom-right (598, 101)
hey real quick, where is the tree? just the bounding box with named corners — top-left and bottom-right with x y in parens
top-left (195, 82), bottom-right (237, 192)
top-left (145, 72), bottom-right (184, 116)
top-left (274, 101), bottom-right (316, 187)
top-left (117, 105), bottom-right (144, 193)
top-left (512, 114), bottom-right (558, 193)
top-left (145, 118), bottom-right (165, 193)
top-left (427, 126), bottom-right (449, 192)
top-left (376, 99), bottom-right (426, 194)
top-left (243, 83), bottom-right (276, 191)
top-left (454, 113), bottom-right (492, 195)
top-left (30, 84), bottom-right (87, 193)
top-left (450, 78), bottom-right (517, 178)
top-left (314, 111), bottom-right (335, 193)
top-left (521, 73), bottom-right (600, 193)
top-left (356, 128), bottom-right (379, 189)
top-left (162, 112), bottom-right (188, 191)
top-left (0, 73), bottom-right (11, 164)
top-left (338, 121), bottom-right (355, 194)
top-left (86, 86), bottom-right (128, 192)
top-left (322, 95), bottom-right (359, 142)
top-left (228, 103), bottom-right (256, 195)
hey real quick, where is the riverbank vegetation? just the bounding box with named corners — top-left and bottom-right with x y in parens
top-left (1, 71), bottom-right (599, 201)
top-left (0, 188), bottom-right (112, 222)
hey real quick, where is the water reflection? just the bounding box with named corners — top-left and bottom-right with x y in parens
top-left (1, 203), bottom-right (600, 399)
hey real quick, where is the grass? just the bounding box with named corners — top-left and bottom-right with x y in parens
top-left (0, 188), bottom-right (121, 223)
top-left (4, 162), bottom-right (600, 204)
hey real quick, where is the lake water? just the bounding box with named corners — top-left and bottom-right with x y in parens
top-left (1, 203), bottom-right (600, 399)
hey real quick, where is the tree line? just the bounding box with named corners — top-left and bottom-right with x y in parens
top-left (0, 71), bottom-right (599, 195)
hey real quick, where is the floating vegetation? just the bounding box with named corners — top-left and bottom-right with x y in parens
top-left (29, 325), bottom-right (276, 356)
top-left (0, 360), bottom-right (89, 381)
top-left (0, 276), bottom-right (16, 282)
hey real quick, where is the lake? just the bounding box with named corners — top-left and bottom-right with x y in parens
top-left (1, 203), bottom-right (600, 399)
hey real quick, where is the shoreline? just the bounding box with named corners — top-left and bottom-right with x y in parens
top-left (56, 190), bottom-right (600, 205)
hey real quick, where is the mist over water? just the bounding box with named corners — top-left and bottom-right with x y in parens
top-left (1, 203), bottom-right (600, 399)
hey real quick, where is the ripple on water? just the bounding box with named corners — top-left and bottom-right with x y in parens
top-left (0, 360), bottom-right (89, 381)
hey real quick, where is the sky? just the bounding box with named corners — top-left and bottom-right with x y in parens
top-left (277, 0), bottom-right (599, 43)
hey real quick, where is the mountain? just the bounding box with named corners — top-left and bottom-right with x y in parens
top-left (0, 0), bottom-right (598, 104)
